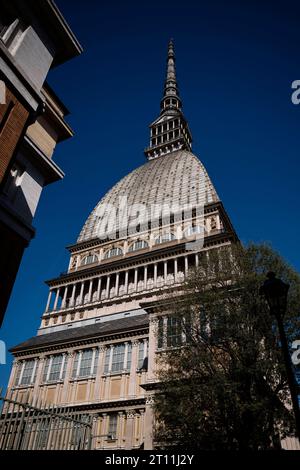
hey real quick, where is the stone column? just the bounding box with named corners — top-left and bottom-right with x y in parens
top-left (195, 253), bottom-right (199, 268)
top-left (128, 340), bottom-right (139, 397)
top-left (94, 346), bottom-right (105, 401)
top-left (144, 265), bottom-right (148, 290)
top-left (125, 271), bottom-right (129, 294)
top-left (117, 412), bottom-right (125, 448)
top-left (53, 288), bottom-right (60, 311)
top-left (7, 359), bottom-right (19, 390)
top-left (164, 260), bottom-right (167, 284)
top-left (125, 411), bottom-right (136, 450)
top-left (61, 286), bottom-right (68, 309)
top-left (79, 282), bottom-right (84, 305)
top-left (61, 352), bottom-right (74, 403)
top-left (87, 279), bottom-right (93, 303)
top-left (115, 273), bottom-right (119, 297)
top-left (144, 395), bottom-right (154, 450)
top-left (106, 275), bottom-right (111, 299)
top-left (154, 263), bottom-right (157, 287)
top-left (184, 255), bottom-right (189, 276)
top-left (97, 277), bottom-right (102, 301)
top-left (45, 290), bottom-right (52, 312)
top-left (148, 317), bottom-right (158, 381)
top-left (70, 284), bottom-right (76, 307)
top-left (101, 413), bottom-right (108, 449)
top-left (174, 258), bottom-right (178, 282)
top-left (134, 268), bottom-right (138, 292)
top-left (33, 357), bottom-right (45, 398)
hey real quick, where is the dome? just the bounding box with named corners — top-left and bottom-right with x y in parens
top-left (78, 150), bottom-right (219, 243)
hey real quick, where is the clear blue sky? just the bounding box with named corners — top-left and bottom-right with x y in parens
top-left (1, 0), bottom-right (300, 390)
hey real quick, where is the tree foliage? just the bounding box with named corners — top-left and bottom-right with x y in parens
top-left (154, 243), bottom-right (300, 450)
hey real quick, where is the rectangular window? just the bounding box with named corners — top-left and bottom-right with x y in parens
top-left (20, 359), bottom-right (36, 386)
top-left (108, 414), bottom-right (118, 440)
top-left (111, 344), bottom-right (125, 373)
top-left (126, 343), bottom-right (132, 370)
top-left (79, 349), bottom-right (93, 377)
top-left (104, 348), bottom-right (110, 373)
top-left (167, 316), bottom-right (182, 347)
top-left (138, 340), bottom-right (148, 369)
top-left (72, 349), bottom-right (98, 378)
top-left (43, 354), bottom-right (66, 383)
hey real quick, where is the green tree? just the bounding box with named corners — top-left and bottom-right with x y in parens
top-left (154, 243), bottom-right (300, 450)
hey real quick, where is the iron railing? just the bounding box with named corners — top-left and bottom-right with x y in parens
top-left (0, 388), bottom-right (92, 450)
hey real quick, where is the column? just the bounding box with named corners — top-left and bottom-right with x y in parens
top-left (125, 270), bottom-right (129, 294)
top-left (18, 361), bottom-right (26, 386)
top-left (128, 340), bottom-right (139, 397)
top-left (61, 352), bottom-right (74, 403)
top-left (79, 282), bottom-right (84, 305)
top-left (134, 268), bottom-right (138, 292)
top-left (94, 346), bottom-right (105, 400)
top-left (87, 279), bottom-right (93, 303)
top-left (59, 353), bottom-right (67, 380)
top-left (46, 356), bottom-right (53, 382)
top-left (101, 413), bottom-right (108, 449)
top-left (70, 284), bottom-right (76, 307)
top-left (148, 317), bottom-right (158, 381)
top-left (195, 253), bottom-right (199, 268)
top-left (61, 286), bottom-right (68, 309)
top-left (184, 256), bottom-right (189, 276)
top-left (6, 359), bottom-right (19, 390)
top-left (33, 357), bottom-right (45, 400)
top-left (164, 261), bottom-right (167, 284)
top-left (115, 273), bottom-right (119, 297)
top-left (125, 411), bottom-right (136, 450)
top-left (53, 288), bottom-right (60, 311)
top-left (174, 258), bottom-right (178, 282)
top-left (45, 290), bottom-right (52, 312)
top-left (106, 275), bottom-right (111, 299)
top-left (97, 277), bottom-right (102, 301)
top-left (144, 395), bottom-right (154, 450)
top-left (117, 412), bottom-right (125, 448)
top-left (144, 265), bottom-right (148, 290)
top-left (154, 263), bottom-right (157, 287)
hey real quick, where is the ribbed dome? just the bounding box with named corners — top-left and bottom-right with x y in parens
top-left (78, 150), bottom-right (219, 242)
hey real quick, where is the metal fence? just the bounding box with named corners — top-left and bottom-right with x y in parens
top-left (0, 388), bottom-right (92, 450)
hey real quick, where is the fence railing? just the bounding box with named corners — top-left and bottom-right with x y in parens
top-left (0, 388), bottom-right (93, 450)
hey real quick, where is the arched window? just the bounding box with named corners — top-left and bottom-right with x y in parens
top-left (155, 233), bottom-right (176, 244)
top-left (104, 247), bottom-right (123, 259)
top-left (81, 254), bottom-right (98, 266)
top-left (128, 240), bottom-right (149, 252)
top-left (185, 225), bottom-right (204, 237)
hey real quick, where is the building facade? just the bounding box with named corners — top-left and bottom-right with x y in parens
top-left (7, 40), bottom-right (238, 450)
top-left (0, 0), bottom-right (82, 325)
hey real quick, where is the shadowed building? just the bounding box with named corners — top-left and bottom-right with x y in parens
top-left (6, 40), bottom-right (238, 450)
top-left (0, 0), bottom-right (82, 325)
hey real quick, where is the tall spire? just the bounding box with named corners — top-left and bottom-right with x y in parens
top-left (144, 39), bottom-right (192, 160)
top-left (161, 39), bottom-right (182, 112)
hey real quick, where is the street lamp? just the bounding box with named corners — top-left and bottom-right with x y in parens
top-left (260, 272), bottom-right (300, 440)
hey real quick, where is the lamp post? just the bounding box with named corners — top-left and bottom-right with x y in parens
top-left (260, 272), bottom-right (300, 439)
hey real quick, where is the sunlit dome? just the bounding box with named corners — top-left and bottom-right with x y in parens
top-left (78, 150), bottom-right (219, 243)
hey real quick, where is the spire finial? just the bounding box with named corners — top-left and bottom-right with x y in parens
top-left (144, 40), bottom-right (192, 160)
top-left (162, 39), bottom-right (181, 110)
